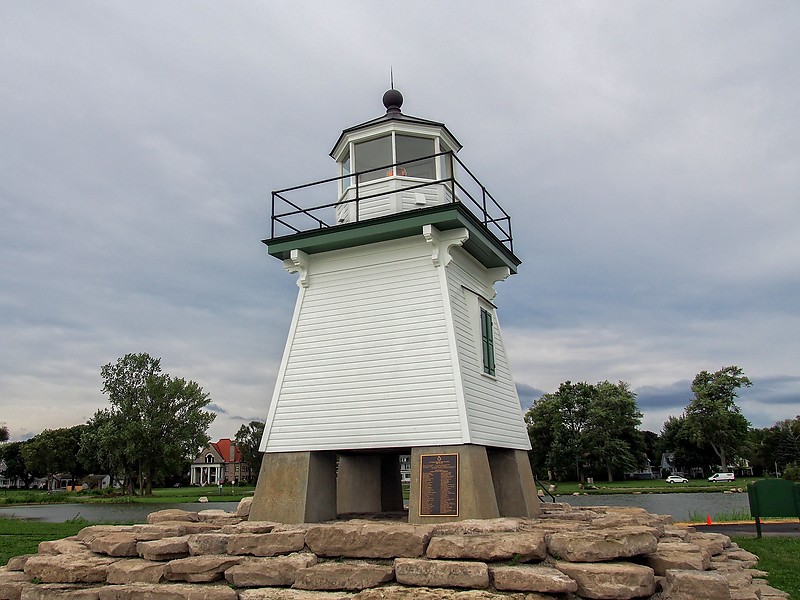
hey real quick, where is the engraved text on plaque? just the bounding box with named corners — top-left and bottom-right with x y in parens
top-left (419, 453), bottom-right (459, 517)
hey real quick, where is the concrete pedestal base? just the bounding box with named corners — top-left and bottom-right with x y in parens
top-left (337, 453), bottom-right (404, 514)
top-left (408, 444), bottom-right (540, 524)
top-left (250, 451), bottom-right (337, 523)
top-left (250, 445), bottom-right (539, 524)
top-left (488, 448), bottom-right (541, 519)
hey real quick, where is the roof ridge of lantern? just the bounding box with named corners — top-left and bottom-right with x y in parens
top-left (329, 89), bottom-right (463, 158)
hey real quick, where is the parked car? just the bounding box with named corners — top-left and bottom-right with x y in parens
top-left (665, 475), bottom-right (688, 484)
top-left (708, 472), bottom-right (735, 482)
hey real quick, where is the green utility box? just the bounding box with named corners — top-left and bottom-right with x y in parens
top-left (747, 479), bottom-right (800, 538)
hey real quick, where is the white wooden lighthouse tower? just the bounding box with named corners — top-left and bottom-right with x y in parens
top-left (252, 89), bottom-right (540, 524)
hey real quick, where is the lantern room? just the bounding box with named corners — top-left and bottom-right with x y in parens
top-left (330, 89), bottom-right (462, 224)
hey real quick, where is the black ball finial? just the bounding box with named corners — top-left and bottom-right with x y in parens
top-left (383, 88), bottom-right (403, 113)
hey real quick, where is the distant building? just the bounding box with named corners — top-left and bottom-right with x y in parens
top-left (660, 452), bottom-right (680, 475)
top-left (625, 456), bottom-right (657, 480)
top-left (399, 455), bottom-right (411, 483)
top-left (80, 474), bottom-right (113, 489)
top-left (190, 439), bottom-right (252, 485)
top-left (0, 459), bottom-right (24, 489)
top-left (49, 473), bottom-right (74, 491)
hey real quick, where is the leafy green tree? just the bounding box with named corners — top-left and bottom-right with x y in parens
top-left (684, 365), bottom-right (752, 473)
top-left (751, 418), bottom-right (800, 476)
top-left (21, 425), bottom-right (86, 488)
top-left (526, 380), bottom-right (644, 482)
top-left (772, 418), bottom-right (800, 470)
top-left (783, 462), bottom-right (800, 481)
top-left (526, 381), bottom-right (592, 481)
top-left (234, 421), bottom-right (265, 484)
top-left (0, 441), bottom-right (29, 486)
top-left (0, 424), bottom-right (8, 442)
top-left (640, 430), bottom-right (660, 466)
top-left (747, 426), bottom-right (771, 475)
top-left (79, 408), bottom-right (136, 493)
top-left (525, 391), bottom-right (560, 478)
top-left (584, 381), bottom-right (644, 482)
top-left (657, 414), bottom-right (717, 476)
top-left (89, 353), bottom-right (216, 496)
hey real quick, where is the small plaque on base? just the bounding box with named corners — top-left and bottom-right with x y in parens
top-left (419, 453), bottom-right (459, 517)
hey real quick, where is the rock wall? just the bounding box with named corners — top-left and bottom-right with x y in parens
top-left (0, 500), bottom-right (789, 600)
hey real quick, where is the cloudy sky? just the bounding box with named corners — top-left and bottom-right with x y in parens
top-left (2, 2), bottom-right (798, 443)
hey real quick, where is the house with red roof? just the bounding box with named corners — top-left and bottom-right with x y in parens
top-left (189, 438), bottom-right (253, 485)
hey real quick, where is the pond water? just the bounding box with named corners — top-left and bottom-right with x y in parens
top-left (0, 493), bottom-right (750, 524)
top-left (0, 502), bottom-right (240, 524)
top-left (557, 492), bottom-right (751, 522)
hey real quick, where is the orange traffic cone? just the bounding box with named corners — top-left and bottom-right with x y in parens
top-left (707, 515), bottom-right (712, 525)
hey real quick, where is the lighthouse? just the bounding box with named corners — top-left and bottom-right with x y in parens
top-left (251, 89), bottom-right (539, 524)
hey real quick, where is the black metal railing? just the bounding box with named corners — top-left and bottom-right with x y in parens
top-left (269, 151), bottom-right (514, 253)
top-left (534, 477), bottom-right (558, 502)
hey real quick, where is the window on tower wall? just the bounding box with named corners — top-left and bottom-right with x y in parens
top-left (480, 308), bottom-right (496, 376)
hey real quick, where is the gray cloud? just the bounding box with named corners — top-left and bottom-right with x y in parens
top-left (1, 2), bottom-right (798, 443)
top-left (515, 383), bottom-right (547, 411)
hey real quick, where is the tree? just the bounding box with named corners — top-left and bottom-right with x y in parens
top-left (684, 365), bottom-right (752, 473)
top-left (80, 408), bottom-right (137, 493)
top-left (90, 353), bottom-right (216, 496)
top-left (234, 421), bottom-right (265, 484)
top-left (21, 425), bottom-right (86, 488)
top-left (525, 391), bottom-right (562, 478)
top-left (583, 381), bottom-right (644, 482)
top-left (526, 381), bottom-right (592, 481)
top-left (750, 417), bottom-right (800, 476)
top-left (0, 424), bottom-right (8, 442)
top-left (0, 441), bottom-right (29, 487)
top-left (526, 380), bottom-right (644, 482)
top-left (657, 414), bottom-right (717, 476)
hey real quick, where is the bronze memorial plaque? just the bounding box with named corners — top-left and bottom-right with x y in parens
top-left (419, 453), bottom-right (459, 517)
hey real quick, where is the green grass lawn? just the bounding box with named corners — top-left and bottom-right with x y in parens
top-left (0, 517), bottom-right (92, 566)
top-left (1, 478), bottom-right (768, 506)
top-left (541, 477), bottom-right (762, 495)
top-left (734, 537), bottom-right (800, 599)
top-left (0, 485), bottom-right (255, 506)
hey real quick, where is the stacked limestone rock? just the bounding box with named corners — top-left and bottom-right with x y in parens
top-left (0, 499), bottom-right (789, 600)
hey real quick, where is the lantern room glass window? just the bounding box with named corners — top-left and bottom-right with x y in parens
top-left (439, 140), bottom-right (453, 180)
top-left (341, 149), bottom-right (351, 193)
top-left (395, 135), bottom-right (435, 179)
top-left (352, 133), bottom-right (438, 183)
top-left (355, 136), bottom-right (392, 183)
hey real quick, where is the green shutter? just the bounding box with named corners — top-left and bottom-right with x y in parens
top-left (480, 308), bottom-right (496, 376)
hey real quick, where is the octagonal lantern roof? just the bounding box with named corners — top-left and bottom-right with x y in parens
top-left (329, 89), bottom-right (463, 160)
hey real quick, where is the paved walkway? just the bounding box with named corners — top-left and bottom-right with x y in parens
top-left (694, 521), bottom-right (800, 537)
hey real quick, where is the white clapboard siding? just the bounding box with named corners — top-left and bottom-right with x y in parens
top-left (262, 235), bottom-right (467, 452)
top-left (337, 180), bottom-right (454, 224)
top-left (444, 248), bottom-right (531, 450)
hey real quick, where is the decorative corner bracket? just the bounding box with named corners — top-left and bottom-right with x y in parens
top-left (482, 267), bottom-right (511, 300)
top-left (423, 225), bottom-right (469, 267)
top-left (283, 249), bottom-right (309, 288)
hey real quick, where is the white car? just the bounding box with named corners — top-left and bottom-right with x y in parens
top-left (708, 472), bottom-right (735, 482)
top-left (665, 475), bottom-right (688, 484)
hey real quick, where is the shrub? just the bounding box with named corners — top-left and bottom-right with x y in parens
top-left (782, 462), bottom-right (800, 481)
